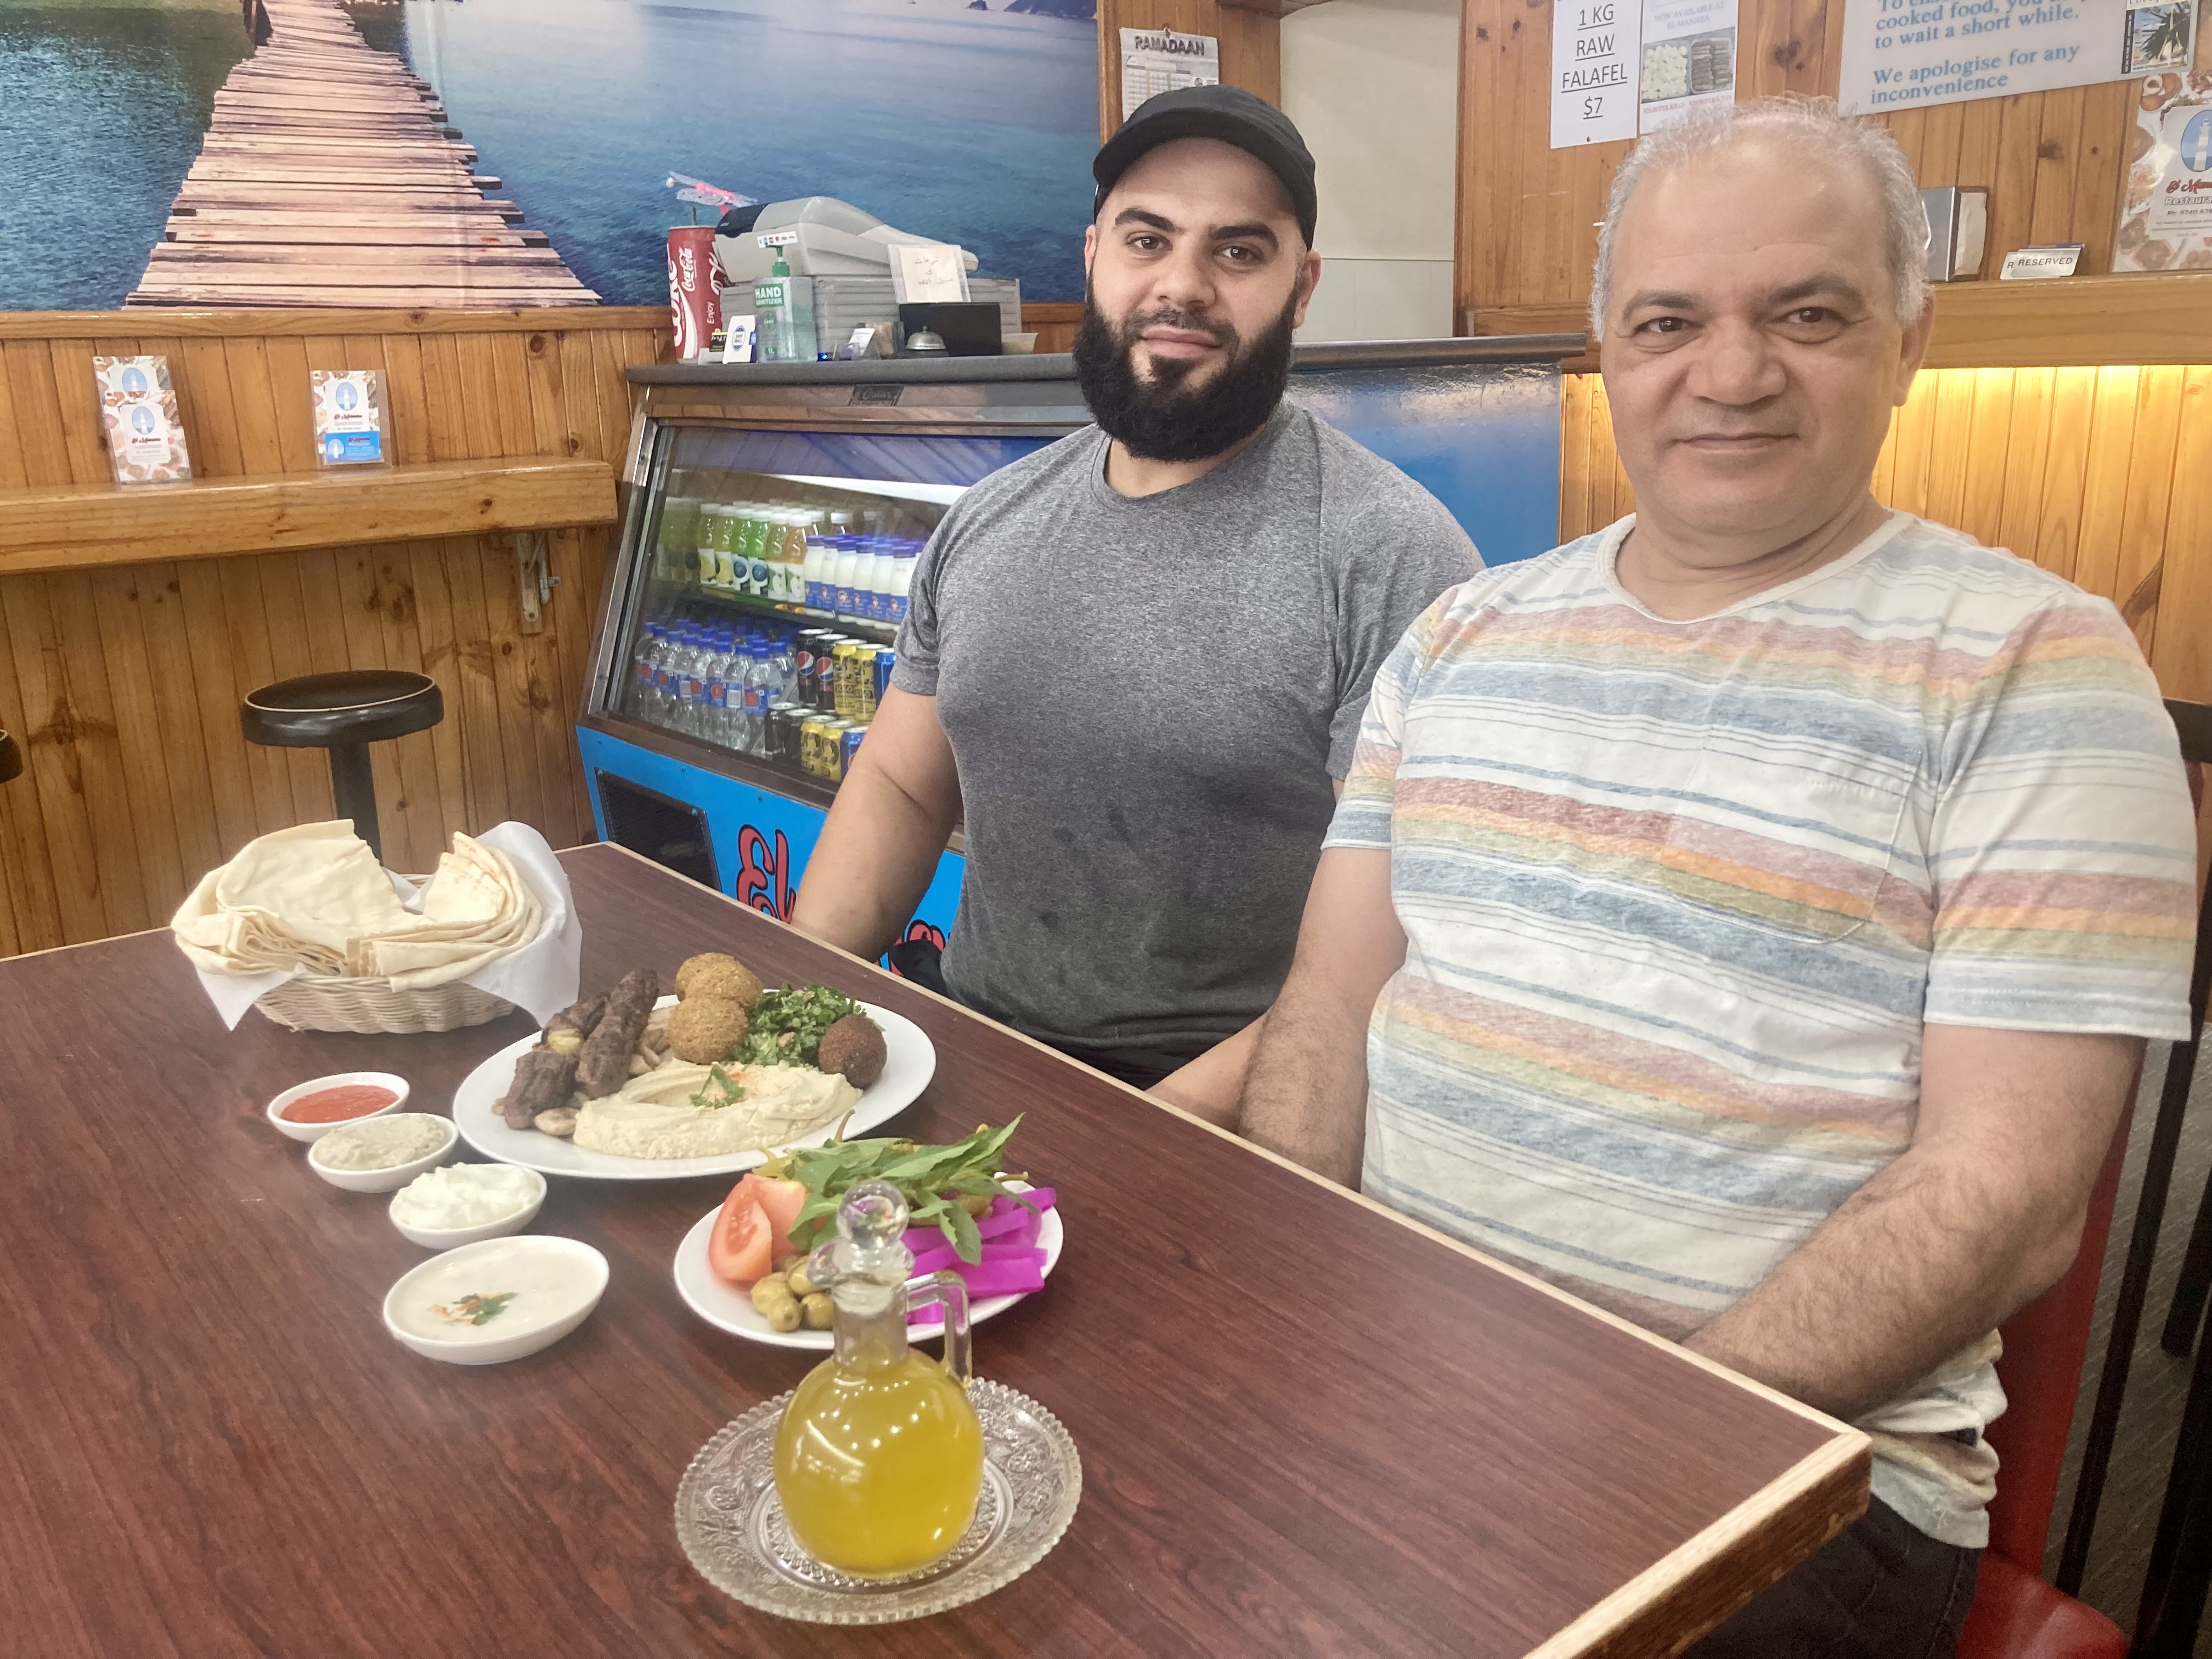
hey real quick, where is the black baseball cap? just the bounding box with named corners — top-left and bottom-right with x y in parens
top-left (1092, 84), bottom-right (1317, 249)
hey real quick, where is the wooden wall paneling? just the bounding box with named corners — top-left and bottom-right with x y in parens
top-left (135, 563), bottom-right (225, 890)
top-left (2031, 368), bottom-right (2097, 584)
top-left (2150, 367), bottom-right (2212, 704)
top-left (2069, 82), bottom-right (2134, 276)
top-left (0, 310), bottom-right (665, 955)
top-left (362, 539), bottom-right (450, 873)
top-left (401, 537), bottom-right (471, 843)
top-left (2111, 368), bottom-right (2188, 651)
top-left (1955, 368), bottom-right (2016, 546)
top-left (46, 572), bottom-right (152, 936)
top-left (1215, 4), bottom-right (1282, 109)
top-left (379, 333), bottom-right (433, 469)
top-left (87, 564), bottom-right (189, 922)
top-left (1, 578), bottom-right (107, 943)
top-left (1992, 365), bottom-right (2054, 561)
top-left (437, 533), bottom-right (514, 833)
top-left (252, 549), bottom-right (335, 825)
top-left (2072, 366), bottom-right (2145, 603)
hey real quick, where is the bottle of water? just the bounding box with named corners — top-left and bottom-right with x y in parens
top-left (630, 624), bottom-right (661, 716)
top-left (741, 636), bottom-right (774, 755)
top-left (698, 629), bottom-right (730, 747)
top-left (648, 624), bottom-right (678, 721)
top-left (765, 629), bottom-right (796, 702)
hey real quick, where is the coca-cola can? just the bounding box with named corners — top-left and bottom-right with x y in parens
top-left (667, 226), bottom-right (724, 362)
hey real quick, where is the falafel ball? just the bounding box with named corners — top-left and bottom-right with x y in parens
top-left (675, 952), bottom-right (764, 1009)
top-left (668, 994), bottom-right (750, 1064)
top-left (816, 1013), bottom-right (888, 1088)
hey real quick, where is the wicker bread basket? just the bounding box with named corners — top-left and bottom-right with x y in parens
top-left (253, 974), bottom-right (515, 1034)
top-left (250, 868), bottom-right (523, 1033)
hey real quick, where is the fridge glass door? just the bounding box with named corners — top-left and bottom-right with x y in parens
top-left (608, 425), bottom-right (1051, 785)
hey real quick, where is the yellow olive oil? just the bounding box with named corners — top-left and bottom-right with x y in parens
top-left (774, 1348), bottom-right (984, 1576)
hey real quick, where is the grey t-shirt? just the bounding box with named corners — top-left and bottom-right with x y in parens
top-left (893, 402), bottom-right (1478, 1077)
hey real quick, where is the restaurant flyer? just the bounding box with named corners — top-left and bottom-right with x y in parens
top-left (91, 355), bottom-right (191, 486)
top-left (1638, 0), bottom-right (1737, 133)
top-left (2117, 70), bottom-right (2212, 271)
top-left (311, 369), bottom-right (388, 467)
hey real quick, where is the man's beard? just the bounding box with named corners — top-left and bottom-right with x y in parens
top-left (1073, 286), bottom-right (1297, 464)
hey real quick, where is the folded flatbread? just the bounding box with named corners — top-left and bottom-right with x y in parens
top-left (172, 822), bottom-right (540, 984)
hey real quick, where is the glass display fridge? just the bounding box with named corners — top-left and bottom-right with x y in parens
top-left (578, 337), bottom-right (1581, 941)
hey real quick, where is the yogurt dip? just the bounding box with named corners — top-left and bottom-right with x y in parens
top-left (391, 1164), bottom-right (538, 1231)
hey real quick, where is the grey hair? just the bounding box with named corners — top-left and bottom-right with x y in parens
top-left (1588, 96), bottom-right (1930, 340)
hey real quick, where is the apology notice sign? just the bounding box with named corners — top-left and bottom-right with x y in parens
top-left (1839, 0), bottom-right (2145, 116)
top-left (1553, 0), bottom-right (1640, 145)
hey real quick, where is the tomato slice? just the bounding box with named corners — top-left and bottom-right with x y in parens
top-left (754, 1175), bottom-right (808, 1248)
top-left (708, 1177), bottom-right (774, 1286)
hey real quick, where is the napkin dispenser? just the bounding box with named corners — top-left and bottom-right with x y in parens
top-left (1922, 187), bottom-right (1989, 282)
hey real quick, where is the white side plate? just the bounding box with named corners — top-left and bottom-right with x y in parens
top-left (673, 1186), bottom-right (1064, 1351)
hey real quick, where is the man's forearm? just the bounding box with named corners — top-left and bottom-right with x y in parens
top-left (1239, 985), bottom-right (1371, 1186)
top-left (789, 761), bottom-right (955, 960)
top-left (1686, 1028), bottom-right (2138, 1420)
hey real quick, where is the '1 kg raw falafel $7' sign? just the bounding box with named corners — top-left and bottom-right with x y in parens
top-left (1553, 0), bottom-right (1641, 146)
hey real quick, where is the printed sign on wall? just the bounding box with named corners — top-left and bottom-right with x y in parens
top-left (1553, 0), bottom-right (1641, 146)
top-left (1639, 0), bottom-right (1738, 132)
top-left (1838, 0), bottom-right (2200, 117)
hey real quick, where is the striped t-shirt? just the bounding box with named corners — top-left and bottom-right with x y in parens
top-left (1326, 511), bottom-right (2196, 1547)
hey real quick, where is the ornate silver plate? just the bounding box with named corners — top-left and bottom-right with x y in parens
top-left (674, 1379), bottom-right (1081, 1624)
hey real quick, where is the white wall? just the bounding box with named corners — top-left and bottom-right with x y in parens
top-left (1280, 0), bottom-right (1460, 343)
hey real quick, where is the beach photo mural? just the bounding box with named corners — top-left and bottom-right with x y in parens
top-left (0, 0), bottom-right (1099, 309)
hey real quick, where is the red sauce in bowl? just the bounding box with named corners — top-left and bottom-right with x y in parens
top-left (281, 1084), bottom-right (398, 1124)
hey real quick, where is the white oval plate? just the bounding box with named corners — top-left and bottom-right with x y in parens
top-left (672, 1186), bottom-right (1064, 1351)
top-left (450, 997), bottom-right (934, 1181)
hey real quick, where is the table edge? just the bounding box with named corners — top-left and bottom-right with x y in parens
top-left (1527, 1431), bottom-right (1874, 1659)
top-left (580, 844), bottom-right (1860, 1440)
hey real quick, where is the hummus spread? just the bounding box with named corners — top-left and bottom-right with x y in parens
top-left (572, 1061), bottom-right (862, 1160)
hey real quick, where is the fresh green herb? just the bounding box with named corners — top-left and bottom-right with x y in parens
top-left (728, 984), bottom-right (863, 1069)
top-left (762, 1118), bottom-right (1030, 1265)
top-left (431, 1290), bottom-right (517, 1328)
top-left (689, 1063), bottom-right (747, 1110)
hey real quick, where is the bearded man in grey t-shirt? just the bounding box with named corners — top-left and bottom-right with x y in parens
top-left (789, 86), bottom-right (1476, 1123)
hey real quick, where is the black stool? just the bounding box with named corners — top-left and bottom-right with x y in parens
top-left (240, 671), bottom-right (443, 861)
top-left (0, 729), bottom-right (20, 785)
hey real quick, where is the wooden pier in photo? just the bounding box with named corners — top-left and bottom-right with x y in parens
top-left (128, 0), bottom-right (599, 307)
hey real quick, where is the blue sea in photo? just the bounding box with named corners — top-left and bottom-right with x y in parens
top-left (0, 0), bottom-right (1097, 310)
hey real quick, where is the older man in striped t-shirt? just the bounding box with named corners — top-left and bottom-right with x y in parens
top-left (1240, 99), bottom-right (2196, 1658)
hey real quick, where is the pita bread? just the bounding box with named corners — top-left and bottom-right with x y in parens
top-left (172, 822), bottom-right (540, 983)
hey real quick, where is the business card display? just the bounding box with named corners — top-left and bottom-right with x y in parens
top-left (311, 370), bottom-right (387, 466)
top-left (92, 356), bottom-right (193, 486)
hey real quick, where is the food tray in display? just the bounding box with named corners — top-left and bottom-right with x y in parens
top-left (450, 998), bottom-right (934, 1181)
top-left (674, 1379), bottom-right (1080, 1624)
top-left (672, 1182), bottom-right (1064, 1350)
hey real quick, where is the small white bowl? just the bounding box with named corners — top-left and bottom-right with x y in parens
top-left (383, 1235), bottom-right (609, 1365)
top-left (388, 1165), bottom-right (548, 1249)
top-left (308, 1113), bottom-right (458, 1193)
top-left (266, 1072), bottom-right (409, 1144)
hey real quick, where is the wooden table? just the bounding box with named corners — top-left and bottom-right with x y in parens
top-left (0, 844), bottom-right (1869, 1658)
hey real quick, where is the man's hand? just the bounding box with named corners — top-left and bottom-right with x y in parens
top-left (1688, 1023), bottom-right (2142, 1421)
top-left (1237, 848), bottom-right (1404, 1186)
top-left (789, 688), bottom-right (963, 961)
